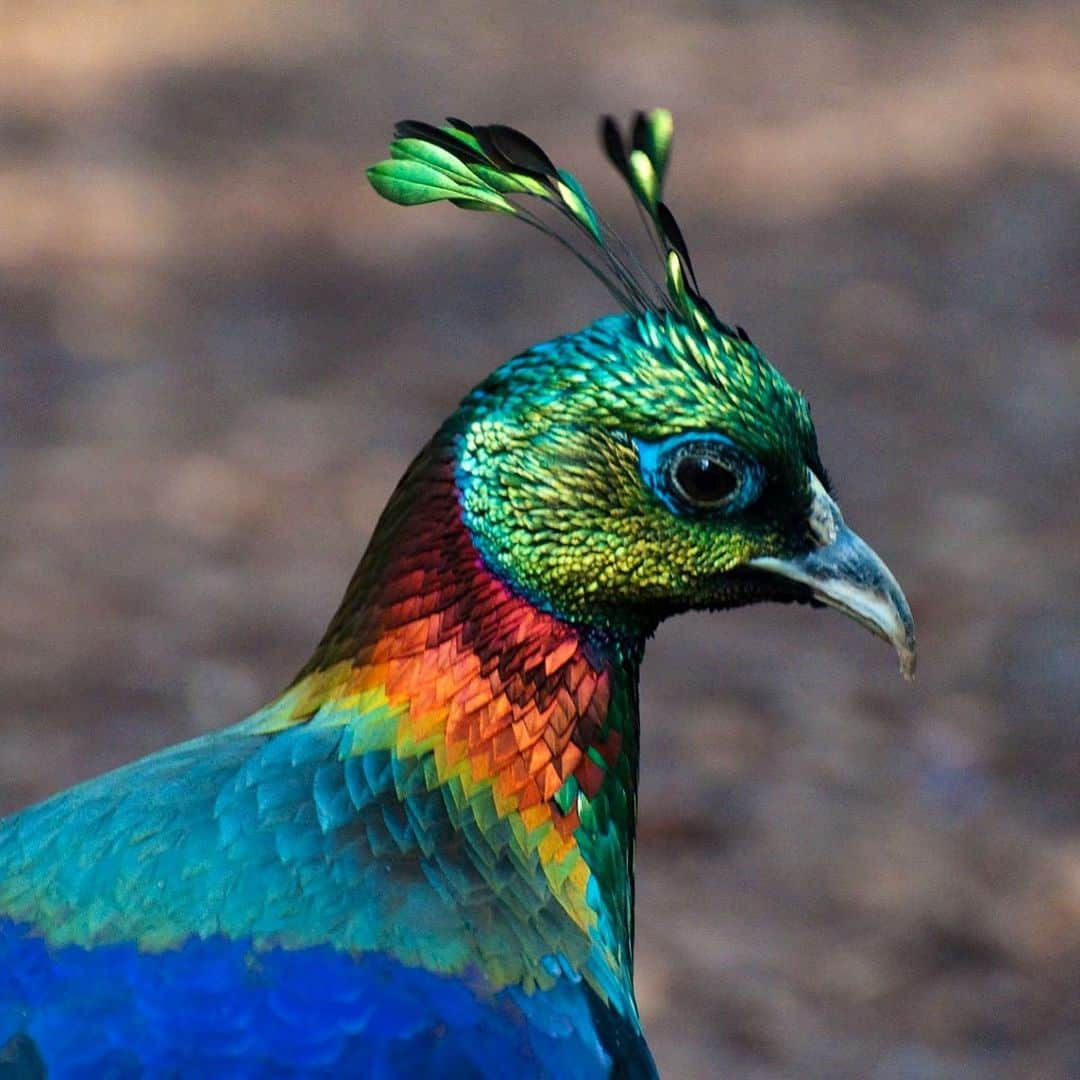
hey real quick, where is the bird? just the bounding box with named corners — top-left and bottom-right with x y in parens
top-left (0, 110), bottom-right (915, 1078)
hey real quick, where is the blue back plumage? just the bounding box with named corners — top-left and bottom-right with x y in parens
top-left (0, 918), bottom-right (649, 1078)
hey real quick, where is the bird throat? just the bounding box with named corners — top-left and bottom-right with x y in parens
top-left (270, 437), bottom-right (646, 995)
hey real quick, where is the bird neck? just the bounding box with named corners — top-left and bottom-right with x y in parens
top-left (272, 436), bottom-right (646, 998)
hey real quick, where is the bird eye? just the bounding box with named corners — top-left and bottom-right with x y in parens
top-left (636, 433), bottom-right (763, 517)
top-left (672, 454), bottom-right (738, 505)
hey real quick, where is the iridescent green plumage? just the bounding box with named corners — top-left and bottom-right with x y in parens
top-left (1, 109), bottom-right (914, 1077)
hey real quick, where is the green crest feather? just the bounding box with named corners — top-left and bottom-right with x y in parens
top-left (367, 109), bottom-right (742, 339)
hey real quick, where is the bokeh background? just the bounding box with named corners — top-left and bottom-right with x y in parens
top-left (1, 1), bottom-right (1077, 1076)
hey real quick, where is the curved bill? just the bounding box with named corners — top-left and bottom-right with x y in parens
top-left (750, 473), bottom-right (917, 679)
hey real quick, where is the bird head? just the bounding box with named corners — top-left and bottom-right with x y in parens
top-left (368, 112), bottom-right (915, 676)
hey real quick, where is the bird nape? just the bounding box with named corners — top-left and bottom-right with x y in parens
top-left (0, 110), bottom-right (915, 1078)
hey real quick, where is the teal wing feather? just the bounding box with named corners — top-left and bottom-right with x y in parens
top-left (0, 715), bottom-right (655, 1076)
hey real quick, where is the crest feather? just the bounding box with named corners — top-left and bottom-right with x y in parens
top-left (367, 109), bottom-right (744, 340)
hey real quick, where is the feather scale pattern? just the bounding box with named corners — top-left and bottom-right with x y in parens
top-left (0, 109), bottom-right (914, 1077)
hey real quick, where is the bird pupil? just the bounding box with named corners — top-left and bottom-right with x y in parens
top-left (675, 455), bottom-right (737, 503)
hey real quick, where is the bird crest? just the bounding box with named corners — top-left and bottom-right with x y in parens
top-left (367, 110), bottom-right (747, 344)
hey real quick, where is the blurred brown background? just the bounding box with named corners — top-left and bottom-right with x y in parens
top-left (1, 1), bottom-right (1078, 1076)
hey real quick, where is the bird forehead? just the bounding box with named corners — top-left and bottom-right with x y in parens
top-left (473, 325), bottom-right (812, 463)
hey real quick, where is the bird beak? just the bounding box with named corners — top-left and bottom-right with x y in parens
top-left (749, 473), bottom-right (917, 679)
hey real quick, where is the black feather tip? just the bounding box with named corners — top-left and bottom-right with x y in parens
top-left (393, 119), bottom-right (489, 167)
top-left (600, 116), bottom-right (631, 181)
top-left (656, 202), bottom-right (698, 290)
top-left (472, 124), bottom-right (559, 181)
